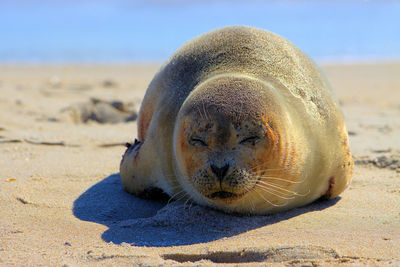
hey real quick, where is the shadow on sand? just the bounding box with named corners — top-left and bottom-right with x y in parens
top-left (73, 173), bottom-right (340, 247)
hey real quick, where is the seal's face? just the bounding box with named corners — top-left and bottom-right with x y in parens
top-left (173, 75), bottom-right (302, 213)
top-left (175, 108), bottom-right (279, 208)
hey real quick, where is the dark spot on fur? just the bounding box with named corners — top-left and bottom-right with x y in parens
top-left (323, 176), bottom-right (335, 199)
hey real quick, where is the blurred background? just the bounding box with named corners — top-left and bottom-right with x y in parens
top-left (1, 0), bottom-right (400, 64)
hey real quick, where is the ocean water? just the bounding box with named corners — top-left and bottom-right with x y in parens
top-left (1, 0), bottom-right (400, 63)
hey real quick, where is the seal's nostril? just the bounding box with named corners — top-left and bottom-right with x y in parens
top-left (210, 164), bottom-right (230, 180)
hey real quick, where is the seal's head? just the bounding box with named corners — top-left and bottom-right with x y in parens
top-left (173, 74), bottom-right (302, 214)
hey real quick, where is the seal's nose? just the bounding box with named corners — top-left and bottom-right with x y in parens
top-left (210, 164), bottom-right (229, 181)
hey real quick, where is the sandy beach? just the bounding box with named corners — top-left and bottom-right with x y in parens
top-left (0, 63), bottom-right (399, 266)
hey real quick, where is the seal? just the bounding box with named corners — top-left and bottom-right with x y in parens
top-left (120, 26), bottom-right (353, 214)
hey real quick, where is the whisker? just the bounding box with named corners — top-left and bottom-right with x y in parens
top-left (187, 199), bottom-right (195, 210)
top-left (252, 167), bottom-right (287, 172)
top-left (167, 189), bottom-right (187, 204)
top-left (257, 180), bottom-right (310, 197)
top-left (255, 184), bottom-right (295, 199)
top-left (174, 191), bottom-right (191, 203)
top-left (257, 180), bottom-right (298, 193)
top-left (253, 189), bottom-right (286, 207)
top-left (249, 195), bottom-right (256, 213)
top-left (255, 183), bottom-right (296, 197)
top-left (258, 175), bottom-right (305, 184)
top-left (249, 162), bottom-right (269, 171)
top-left (183, 195), bottom-right (194, 209)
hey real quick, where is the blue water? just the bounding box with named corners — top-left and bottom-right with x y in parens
top-left (1, 0), bottom-right (400, 63)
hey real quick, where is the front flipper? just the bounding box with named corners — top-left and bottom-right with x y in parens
top-left (120, 138), bottom-right (158, 196)
top-left (123, 139), bottom-right (142, 160)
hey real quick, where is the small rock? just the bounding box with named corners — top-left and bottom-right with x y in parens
top-left (60, 98), bottom-right (137, 124)
top-left (109, 100), bottom-right (124, 111)
top-left (102, 79), bottom-right (118, 88)
top-left (47, 117), bottom-right (59, 122)
top-left (64, 242), bottom-right (72, 246)
top-left (354, 154), bottom-right (400, 172)
top-left (377, 125), bottom-right (392, 133)
top-left (371, 148), bottom-right (391, 153)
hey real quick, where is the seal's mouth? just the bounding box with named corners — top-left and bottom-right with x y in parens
top-left (208, 191), bottom-right (237, 199)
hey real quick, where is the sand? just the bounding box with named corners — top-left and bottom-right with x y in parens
top-left (0, 63), bottom-right (399, 266)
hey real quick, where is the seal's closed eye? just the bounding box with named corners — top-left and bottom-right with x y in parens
top-left (189, 137), bottom-right (207, 147)
top-left (239, 136), bottom-right (260, 146)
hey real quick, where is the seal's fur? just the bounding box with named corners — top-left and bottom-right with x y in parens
top-left (120, 26), bottom-right (353, 214)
